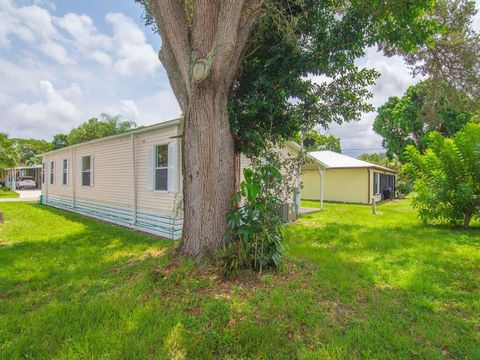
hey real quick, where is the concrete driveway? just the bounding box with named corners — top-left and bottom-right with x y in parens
top-left (0, 190), bottom-right (41, 202)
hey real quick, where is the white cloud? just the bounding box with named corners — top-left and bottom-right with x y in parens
top-left (312, 47), bottom-right (420, 156)
top-left (7, 80), bottom-right (77, 137)
top-left (57, 12), bottom-right (113, 66)
top-left (120, 99), bottom-right (140, 121)
top-left (134, 89), bottom-right (181, 124)
top-left (40, 41), bottom-right (71, 64)
top-left (106, 12), bottom-right (160, 77)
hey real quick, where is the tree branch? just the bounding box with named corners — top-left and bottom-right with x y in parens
top-left (159, 46), bottom-right (189, 112)
top-left (149, 0), bottom-right (191, 88)
top-left (192, 0), bottom-right (219, 57)
top-left (224, 0), bottom-right (265, 90)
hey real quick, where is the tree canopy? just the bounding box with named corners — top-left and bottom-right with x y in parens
top-left (392, 0), bottom-right (480, 98)
top-left (295, 131), bottom-right (341, 153)
top-left (227, 0), bottom-right (438, 156)
top-left (52, 114), bottom-right (137, 148)
top-left (11, 138), bottom-right (52, 165)
top-left (373, 80), bottom-right (476, 160)
top-left (0, 133), bottom-right (20, 171)
top-left (136, 0), bottom-right (439, 256)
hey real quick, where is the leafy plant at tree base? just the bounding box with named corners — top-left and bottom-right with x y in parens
top-left (404, 122), bottom-right (480, 228)
top-left (220, 150), bottom-right (301, 278)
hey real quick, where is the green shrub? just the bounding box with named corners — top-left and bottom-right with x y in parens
top-left (404, 122), bottom-right (480, 227)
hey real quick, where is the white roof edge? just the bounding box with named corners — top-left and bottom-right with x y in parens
top-left (305, 153), bottom-right (330, 169)
top-left (5, 165), bottom-right (43, 170)
top-left (305, 150), bottom-right (396, 173)
top-left (38, 118), bottom-right (181, 157)
top-left (285, 141), bottom-right (302, 152)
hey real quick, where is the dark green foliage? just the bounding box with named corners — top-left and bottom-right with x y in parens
top-left (66, 113), bottom-right (137, 146)
top-left (136, 0), bottom-right (437, 157)
top-left (221, 158), bottom-right (286, 278)
top-left (51, 134), bottom-right (69, 150)
top-left (51, 114), bottom-right (137, 150)
top-left (374, 80), bottom-right (475, 160)
top-left (295, 131), bottom-right (341, 152)
top-left (404, 122), bottom-right (480, 227)
top-left (11, 138), bottom-right (52, 165)
top-left (0, 133), bottom-right (20, 170)
top-left (394, 0), bottom-right (480, 97)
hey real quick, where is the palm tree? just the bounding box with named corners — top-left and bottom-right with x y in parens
top-left (0, 133), bottom-right (20, 170)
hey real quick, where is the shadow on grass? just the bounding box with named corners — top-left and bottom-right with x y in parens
top-left (1, 202), bottom-right (479, 358)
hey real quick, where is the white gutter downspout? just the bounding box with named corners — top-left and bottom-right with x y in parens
top-left (71, 147), bottom-right (75, 209)
top-left (131, 133), bottom-right (137, 224)
top-left (44, 157), bottom-right (48, 203)
top-left (319, 167), bottom-right (325, 210)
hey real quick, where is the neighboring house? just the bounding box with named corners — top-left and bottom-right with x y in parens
top-left (301, 151), bottom-right (396, 206)
top-left (39, 118), bottom-right (301, 239)
top-left (4, 165), bottom-right (42, 190)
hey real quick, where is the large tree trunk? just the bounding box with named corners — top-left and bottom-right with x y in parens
top-left (463, 209), bottom-right (473, 229)
top-left (148, 0), bottom-right (264, 257)
top-left (179, 87), bottom-right (235, 256)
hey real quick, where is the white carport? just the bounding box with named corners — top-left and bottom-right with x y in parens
top-left (4, 165), bottom-right (42, 191)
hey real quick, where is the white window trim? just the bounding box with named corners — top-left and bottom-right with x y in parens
top-left (41, 162), bottom-right (45, 185)
top-left (62, 159), bottom-right (68, 186)
top-left (154, 143), bottom-right (169, 192)
top-left (50, 161), bottom-right (55, 185)
top-left (375, 172), bottom-right (381, 195)
top-left (81, 155), bottom-right (93, 187)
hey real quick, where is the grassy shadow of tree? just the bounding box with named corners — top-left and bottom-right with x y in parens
top-left (1, 202), bottom-right (479, 358)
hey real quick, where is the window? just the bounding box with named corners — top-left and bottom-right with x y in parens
top-left (154, 145), bottom-right (168, 191)
top-left (82, 156), bottom-right (91, 186)
top-left (41, 162), bottom-right (45, 184)
top-left (373, 172), bottom-right (380, 195)
top-left (50, 161), bottom-right (55, 185)
top-left (62, 159), bottom-right (68, 185)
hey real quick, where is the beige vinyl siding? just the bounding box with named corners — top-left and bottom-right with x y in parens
top-left (41, 148), bottom-right (72, 198)
top-left (41, 124), bottom-right (180, 214)
top-left (74, 136), bottom-right (133, 207)
top-left (135, 125), bottom-right (179, 213)
top-left (239, 155), bottom-right (251, 183)
top-left (239, 143), bottom-right (299, 203)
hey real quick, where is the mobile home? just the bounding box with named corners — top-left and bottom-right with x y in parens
top-left (39, 119), bottom-right (301, 239)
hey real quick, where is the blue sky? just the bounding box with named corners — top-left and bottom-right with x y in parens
top-left (1, 0), bottom-right (479, 156)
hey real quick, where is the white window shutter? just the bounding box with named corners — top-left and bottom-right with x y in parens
top-left (168, 141), bottom-right (178, 192)
top-left (66, 159), bottom-right (69, 186)
top-left (79, 158), bottom-right (83, 186)
top-left (52, 161), bottom-right (55, 185)
top-left (147, 146), bottom-right (154, 191)
top-left (90, 155), bottom-right (94, 187)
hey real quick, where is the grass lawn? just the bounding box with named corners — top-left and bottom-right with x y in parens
top-left (0, 188), bottom-right (19, 198)
top-left (0, 201), bottom-right (479, 358)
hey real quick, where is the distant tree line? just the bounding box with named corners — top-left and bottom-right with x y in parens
top-left (0, 114), bottom-right (136, 171)
top-left (52, 113), bottom-right (137, 149)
